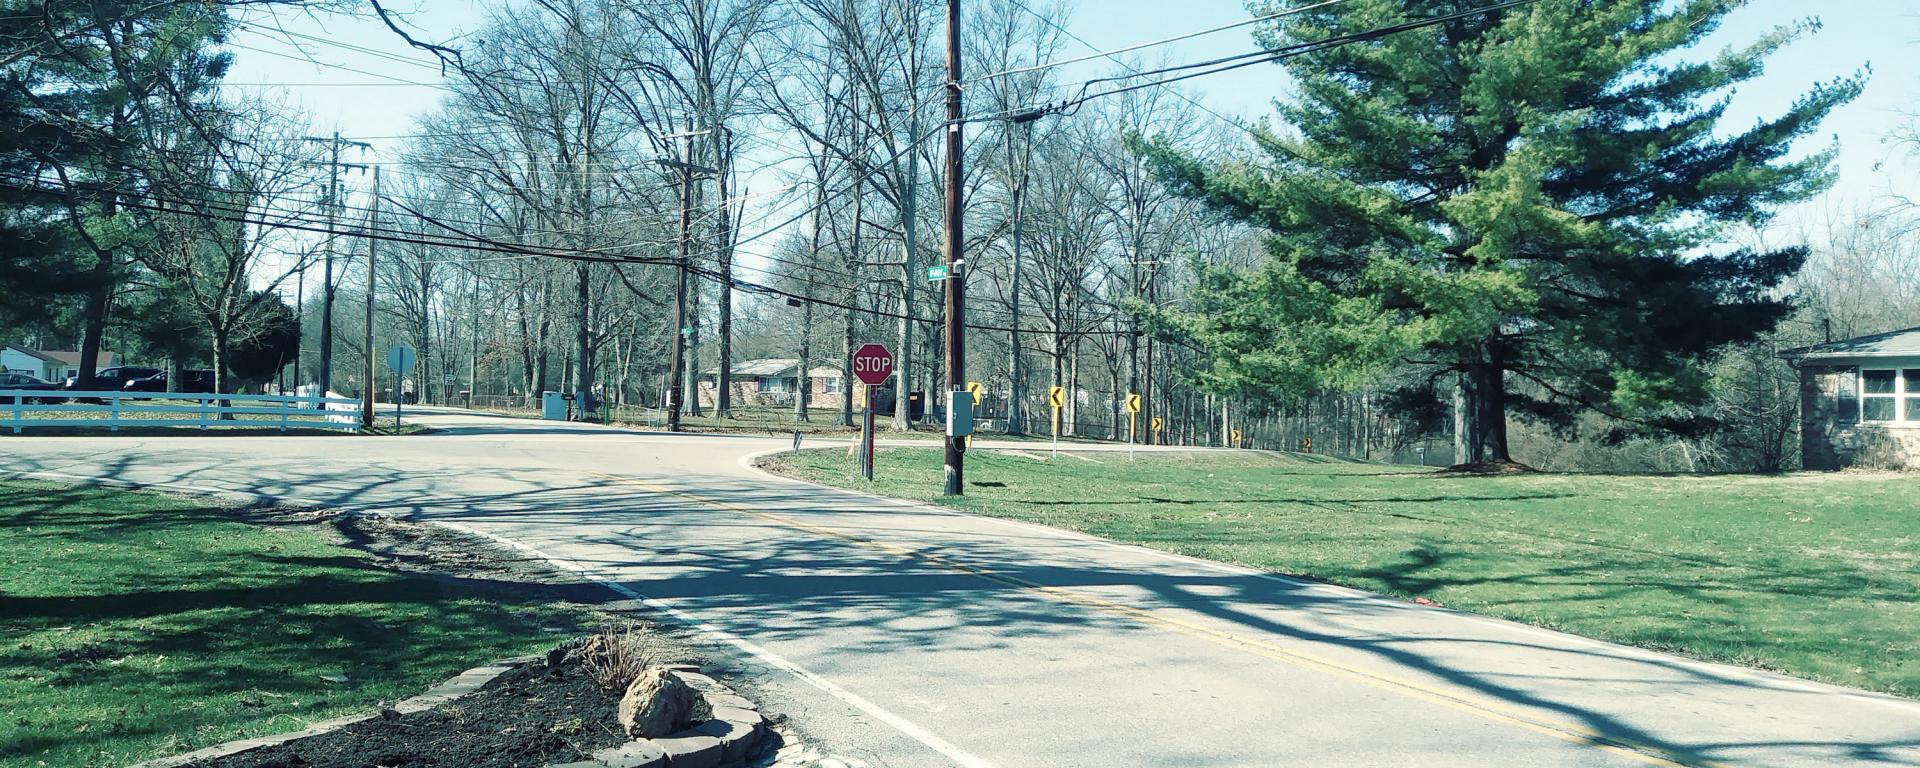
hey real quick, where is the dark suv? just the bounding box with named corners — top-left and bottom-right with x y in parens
top-left (63, 366), bottom-right (163, 391)
top-left (125, 369), bottom-right (216, 394)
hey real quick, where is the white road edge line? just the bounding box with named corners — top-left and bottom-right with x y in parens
top-left (3, 466), bottom-right (999, 768)
top-left (736, 449), bottom-right (1920, 716)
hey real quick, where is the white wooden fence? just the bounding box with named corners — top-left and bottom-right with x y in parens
top-left (1, 391), bottom-right (363, 434)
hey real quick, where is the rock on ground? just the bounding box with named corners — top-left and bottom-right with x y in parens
top-left (618, 668), bottom-right (711, 738)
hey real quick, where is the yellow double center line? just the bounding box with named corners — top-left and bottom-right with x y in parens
top-left (595, 472), bottom-right (1718, 768)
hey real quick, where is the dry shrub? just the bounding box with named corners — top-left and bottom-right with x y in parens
top-left (582, 624), bottom-right (657, 691)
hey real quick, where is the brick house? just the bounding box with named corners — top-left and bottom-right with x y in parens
top-left (1784, 327), bottom-right (1920, 470)
top-left (699, 359), bottom-right (845, 409)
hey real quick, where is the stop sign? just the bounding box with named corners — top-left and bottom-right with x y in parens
top-left (851, 343), bottom-right (894, 385)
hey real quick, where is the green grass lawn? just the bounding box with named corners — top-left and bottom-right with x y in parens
top-left (763, 448), bottom-right (1920, 697)
top-left (0, 481), bottom-right (583, 768)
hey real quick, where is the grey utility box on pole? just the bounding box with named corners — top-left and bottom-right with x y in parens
top-left (947, 390), bottom-right (974, 438)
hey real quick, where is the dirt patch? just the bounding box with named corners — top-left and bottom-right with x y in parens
top-left (1437, 460), bottom-right (1539, 475)
top-left (197, 651), bottom-right (627, 768)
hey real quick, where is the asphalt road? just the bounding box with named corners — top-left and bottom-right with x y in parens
top-left (5, 408), bottom-right (1917, 767)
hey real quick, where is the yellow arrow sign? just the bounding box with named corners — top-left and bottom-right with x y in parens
top-left (1151, 417), bottom-right (1163, 431)
top-left (966, 380), bottom-right (983, 405)
top-left (1231, 429), bottom-right (1242, 444)
top-left (1048, 386), bottom-right (1065, 409)
top-left (1125, 393), bottom-right (1141, 414)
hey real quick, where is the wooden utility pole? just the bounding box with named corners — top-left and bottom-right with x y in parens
top-left (941, 0), bottom-right (966, 495)
top-left (319, 135), bottom-right (341, 400)
top-left (361, 167), bottom-right (379, 429)
top-left (302, 132), bottom-right (369, 399)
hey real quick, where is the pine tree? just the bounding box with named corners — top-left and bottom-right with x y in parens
top-left (1143, 0), bottom-right (1859, 465)
top-left (0, 0), bottom-right (231, 383)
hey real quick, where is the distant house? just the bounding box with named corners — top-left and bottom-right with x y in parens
top-left (1784, 327), bottom-right (1920, 470)
top-left (699, 359), bottom-right (844, 409)
top-left (1, 345), bottom-right (115, 382)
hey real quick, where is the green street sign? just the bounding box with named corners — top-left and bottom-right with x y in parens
top-left (926, 265), bottom-right (949, 281)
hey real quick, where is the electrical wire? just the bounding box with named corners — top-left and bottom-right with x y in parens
top-left (223, 41), bottom-right (452, 91)
top-left (228, 16), bottom-right (448, 72)
top-left (0, 173), bottom-right (676, 266)
top-left (1007, 0), bottom-right (1543, 122)
top-left (967, 0), bottom-right (1346, 84)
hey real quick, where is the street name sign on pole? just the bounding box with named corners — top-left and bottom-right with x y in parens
top-left (852, 343), bottom-right (893, 481)
top-left (387, 344), bottom-right (416, 431)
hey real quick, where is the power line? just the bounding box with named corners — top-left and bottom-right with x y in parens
top-left (223, 41), bottom-right (451, 91)
top-left (995, 0), bottom-right (1260, 135)
top-left (968, 0), bottom-right (1347, 84)
top-left (692, 262), bottom-right (1139, 337)
top-left (1010, 0), bottom-right (1544, 123)
top-left (228, 17), bottom-right (448, 72)
top-left (0, 174), bottom-right (676, 266)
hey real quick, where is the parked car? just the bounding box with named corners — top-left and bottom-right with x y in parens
top-left (0, 372), bottom-right (67, 404)
top-left (63, 366), bottom-right (162, 391)
top-left (124, 369), bottom-right (216, 394)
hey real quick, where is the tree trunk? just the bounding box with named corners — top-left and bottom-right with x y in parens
top-left (1481, 341), bottom-right (1512, 463)
top-left (1005, 199), bottom-right (1025, 435)
top-left (211, 323), bottom-right (234, 420)
top-left (839, 290), bottom-right (857, 427)
top-left (1068, 336), bottom-right (1081, 437)
top-left (837, 187), bottom-right (864, 427)
top-left (715, 146), bottom-right (735, 420)
top-left (686, 279), bottom-right (703, 416)
top-left (1453, 373), bottom-right (1469, 464)
top-left (894, 159), bottom-right (919, 432)
top-left (575, 262), bottom-right (592, 420)
top-left (75, 252), bottom-right (112, 390)
top-left (535, 275), bottom-right (552, 401)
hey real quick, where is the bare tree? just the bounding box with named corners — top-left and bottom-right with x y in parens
top-left (137, 101), bottom-right (329, 396)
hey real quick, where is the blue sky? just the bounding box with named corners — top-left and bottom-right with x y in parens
top-left (223, 0), bottom-right (1919, 249)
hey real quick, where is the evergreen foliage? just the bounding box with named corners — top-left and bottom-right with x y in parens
top-left (1141, 0), bottom-right (1860, 462)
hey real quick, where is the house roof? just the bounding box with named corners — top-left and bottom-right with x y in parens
top-left (703, 358), bottom-right (844, 378)
top-left (6, 346), bottom-right (115, 367)
top-left (3, 344), bottom-right (58, 362)
top-left (35, 349), bottom-right (115, 367)
top-left (1783, 326), bottom-right (1920, 361)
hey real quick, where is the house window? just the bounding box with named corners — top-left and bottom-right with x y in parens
top-left (1860, 369), bottom-right (1920, 424)
top-left (757, 377), bottom-right (791, 393)
top-left (1862, 370), bottom-right (1896, 422)
top-left (1908, 370), bottom-right (1920, 422)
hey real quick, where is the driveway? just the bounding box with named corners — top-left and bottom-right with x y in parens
top-left (5, 408), bottom-right (1917, 767)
